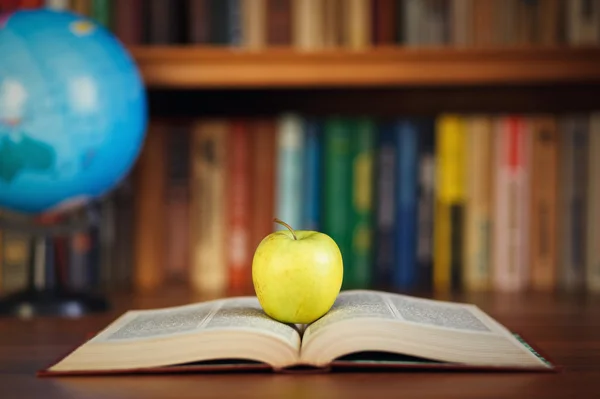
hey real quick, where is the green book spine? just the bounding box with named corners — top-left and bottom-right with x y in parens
top-left (322, 118), bottom-right (353, 290)
top-left (350, 118), bottom-right (376, 289)
top-left (92, 0), bottom-right (112, 30)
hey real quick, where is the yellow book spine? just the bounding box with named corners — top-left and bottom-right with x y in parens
top-left (434, 115), bottom-right (467, 293)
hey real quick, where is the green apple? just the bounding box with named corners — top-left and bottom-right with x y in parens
top-left (252, 218), bottom-right (343, 324)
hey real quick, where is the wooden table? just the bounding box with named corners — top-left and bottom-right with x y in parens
top-left (1, 288), bottom-right (599, 398)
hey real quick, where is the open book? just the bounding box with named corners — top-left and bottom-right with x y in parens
top-left (39, 290), bottom-right (555, 375)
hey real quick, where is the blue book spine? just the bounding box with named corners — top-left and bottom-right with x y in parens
top-left (395, 120), bottom-right (419, 291)
top-left (228, 0), bottom-right (242, 46)
top-left (302, 120), bottom-right (321, 231)
top-left (374, 122), bottom-right (397, 289)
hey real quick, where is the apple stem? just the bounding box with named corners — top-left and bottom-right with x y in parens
top-left (274, 218), bottom-right (297, 240)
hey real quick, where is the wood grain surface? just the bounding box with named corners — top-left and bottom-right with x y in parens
top-left (129, 47), bottom-right (600, 89)
top-left (1, 288), bottom-right (599, 399)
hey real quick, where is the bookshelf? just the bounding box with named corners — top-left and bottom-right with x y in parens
top-left (132, 46), bottom-right (600, 89)
top-left (2, 0), bottom-right (600, 304)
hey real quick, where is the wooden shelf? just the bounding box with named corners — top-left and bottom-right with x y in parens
top-left (129, 46), bottom-right (600, 89)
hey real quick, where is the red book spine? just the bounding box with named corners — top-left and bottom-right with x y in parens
top-left (227, 120), bottom-right (253, 295)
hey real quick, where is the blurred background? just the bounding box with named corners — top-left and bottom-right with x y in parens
top-left (0, 0), bottom-right (599, 307)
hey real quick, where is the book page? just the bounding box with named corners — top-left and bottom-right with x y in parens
top-left (92, 297), bottom-right (300, 349)
top-left (304, 290), bottom-right (510, 340)
top-left (386, 294), bottom-right (493, 333)
top-left (203, 297), bottom-right (301, 348)
top-left (303, 291), bottom-right (396, 339)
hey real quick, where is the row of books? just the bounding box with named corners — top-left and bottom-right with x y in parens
top-left (136, 112), bottom-right (600, 297)
top-left (10, 0), bottom-right (600, 48)
top-left (1, 112), bottom-right (599, 297)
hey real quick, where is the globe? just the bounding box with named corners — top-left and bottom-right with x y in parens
top-left (0, 9), bottom-right (147, 215)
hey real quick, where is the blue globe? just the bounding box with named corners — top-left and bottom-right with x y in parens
top-left (0, 9), bottom-right (147, 214)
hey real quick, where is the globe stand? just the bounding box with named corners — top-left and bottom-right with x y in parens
top-left (0, 208), bottom-right (110, 319)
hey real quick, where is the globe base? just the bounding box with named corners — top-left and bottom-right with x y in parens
top-left (0, 288), bottom-right (109, 319)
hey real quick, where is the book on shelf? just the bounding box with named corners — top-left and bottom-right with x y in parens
top-left (22, 0), bottom-right (598, 49)
top-left (38, 290), bottom-right (556, 376)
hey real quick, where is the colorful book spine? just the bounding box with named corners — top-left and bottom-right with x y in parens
top-left (434, 115), bottom-right (467, 293)
top-left (350, 117), bottom-right (375, 289)
top-left (374, 121), bottom-right (397, 290)
top-left (190, 120), bottom-right (228, 297)
top-left (559, 115), bottom-right (589, 291)
top-left (493, 116), bottom-right (530, 292)
top-left (227, 120), bottom-right (253, 295)
top-left (302, 119), bottom-right (321, 231)
top-left (529, 116), bottom-right (559, 291)
top-left (275, 113), bottom-right (304, 231)
top-left (323, 117), bottom-right (353, 289)
top-left (251, 119), bottom-right (276, 253)
top-left (464, 116), bottom-right (493, 291)
top-left (416, 118), bottom-right (435, 292)
top-left (394, 119), bottom-right (418, 291)
top-left (91, 0), bottom-right (111, 29)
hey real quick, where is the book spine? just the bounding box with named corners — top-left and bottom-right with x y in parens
top-left (323, 0), bottom-right (343, 47)
top-left (1, 229), bottom-right (29, 294)
top-left (242, 0), bottom-right (266, 49)
top-left (190, 121), bottom-right (228, 296)
top-left (266, 0), bottom-right (291, 45)
top-left (529, 116), bottom-right (559, 291)
top-left (372, 0), bottom-right (396, 45)
top-left (416, 118), bottom-right (435, 292)
top-left (587, 113), bottom-right (600, 292)
top-left (394, 119), bottom-right (418, 291)
top-left (189, 0), bottom-right (210, 43)
top-left (345, 0), bottom-right (371, 49)
top-left (251, 119), bottom-right (276, 253)
top-left (560, 115), bottom-right (589, 291)
top-left (165, 127), bottom-right (191, 283)
top-left (227, 120), bottom-right (252, 295)
top-left (493, 117), bottom-right (529, 292)
top-left (133, 124), bottom-right (166, 291)
top-left (113, 0), bottom-right (143, 45)
top-left (323, 118), bottom-right (353, 290)
top-left (374, 121), bottom-right (397, 290)
top-left (112, 176), bottom-right (134, 290)
top-left (302, 119), bottom-right (321, 231)
top-left (45, 0), bottom-right (68, 10)
top-left (228, 0), bottom-right (242, 45)
top-left (350, 117), bottom-right (375, 289)
top-left (464, 116), bottom-right (493, 291)
top-left (209, 0), bottom-right (230, 45)
top-left (275, 113), bottom-right (304, 231)
top-left (434, 115), bottom-right (467, 293)
top-left (91, 0), bottom-right (111, 29)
